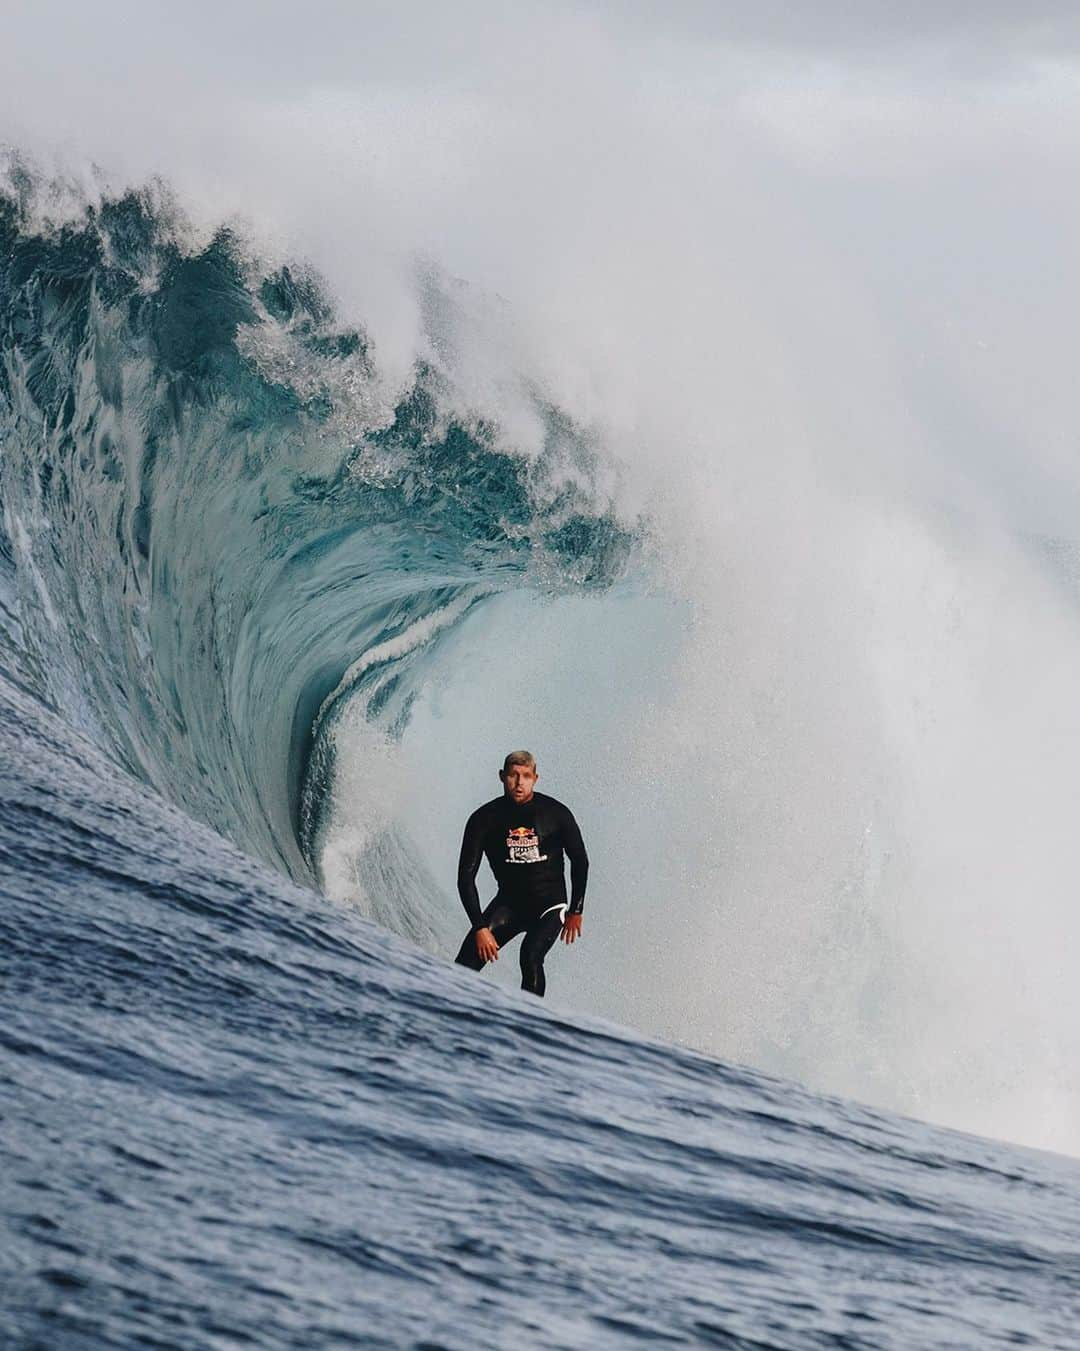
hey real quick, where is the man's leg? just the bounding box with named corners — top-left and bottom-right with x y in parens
top-left (454, 898), bottom-right (523, 971)
top-left (519, 907), bottom-right (566, 997)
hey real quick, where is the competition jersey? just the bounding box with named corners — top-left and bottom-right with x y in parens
top-left (457, 791), bottom-right (589, 930)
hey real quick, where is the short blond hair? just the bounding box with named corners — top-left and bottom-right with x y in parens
top-left (502, 750), bottom-right (536, 773)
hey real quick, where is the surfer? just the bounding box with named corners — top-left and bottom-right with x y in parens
top-left (454, 751), bottom-right (588, 997)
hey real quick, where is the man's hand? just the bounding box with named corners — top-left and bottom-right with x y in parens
top-left (474, 927), bottom-right (500, 963)
top-left (561, 914), bottom-right (583, 945)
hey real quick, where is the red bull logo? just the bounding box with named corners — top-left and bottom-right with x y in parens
top-left (506, 826), bottom-right (546, 864)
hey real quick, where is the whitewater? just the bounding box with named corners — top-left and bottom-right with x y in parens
top-left (6, 5), bottom-right (1080, 1343)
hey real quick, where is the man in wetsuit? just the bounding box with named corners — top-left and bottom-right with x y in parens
top-left (454, 751), bottom-right (588, 997)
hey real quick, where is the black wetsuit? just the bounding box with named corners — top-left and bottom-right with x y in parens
top-left (454, 791), bottom-right (589, 996)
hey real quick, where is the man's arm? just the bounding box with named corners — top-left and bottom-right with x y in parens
top-left (563, 808), bottom-right (589, 915)
top-left (456, 809), bottom-right (488, 930)
top-left (561, 808), bottom-right (588, 944)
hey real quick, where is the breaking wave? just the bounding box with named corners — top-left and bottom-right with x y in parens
top-left (0, 168), bottom-right (634, 946)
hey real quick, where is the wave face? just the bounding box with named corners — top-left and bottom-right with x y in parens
top-left (8, 161), bottom-right (1080, 1169)
top-left (7, 659), bottom-right (1080, 1348)
top-left (6, 171), bottom-right (1080, 1346)
top-left (0, 176), bottom-right (631, 941)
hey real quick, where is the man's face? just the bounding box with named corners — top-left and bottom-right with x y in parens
top-left (500, 762), bottom-right (537, 804)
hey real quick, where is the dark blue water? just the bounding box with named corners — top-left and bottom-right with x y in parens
top-left (6, 670), bottom-right (1080, 1348)
top-left (3, 170), bottom-right (1080, 1349)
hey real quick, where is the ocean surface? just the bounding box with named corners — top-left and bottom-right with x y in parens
top-left (3, 173), bottom-right (1080, 1349)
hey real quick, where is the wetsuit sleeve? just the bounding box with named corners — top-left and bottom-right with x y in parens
top-left (457, 809), bottom-right (488, 930)
top-left (563, 808), bottom-right (589, 916)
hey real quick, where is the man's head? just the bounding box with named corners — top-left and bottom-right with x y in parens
top-left (500, 750), bottom-right (538, 804)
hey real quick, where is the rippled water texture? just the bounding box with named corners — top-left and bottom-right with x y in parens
top-left (5, 673), bottom-right (1080, 1349)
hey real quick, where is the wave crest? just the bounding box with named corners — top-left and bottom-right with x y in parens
top-left (0, 166), bottom-right (636, 897)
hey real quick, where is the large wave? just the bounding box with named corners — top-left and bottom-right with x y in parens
top-left (0, 169), bottom-right (634, 947)
top-left (7, 155), bottom-right (1080, 1157)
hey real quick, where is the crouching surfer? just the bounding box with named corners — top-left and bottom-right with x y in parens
top-left (454, 751), bottom-right (588, 997)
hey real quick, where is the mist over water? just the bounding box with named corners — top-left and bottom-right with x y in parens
top-left (6, 3), bottom-right (1080, 1153)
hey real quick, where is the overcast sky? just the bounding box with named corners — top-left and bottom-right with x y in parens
top-left (6, 0), bottom-right (1080, 86)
